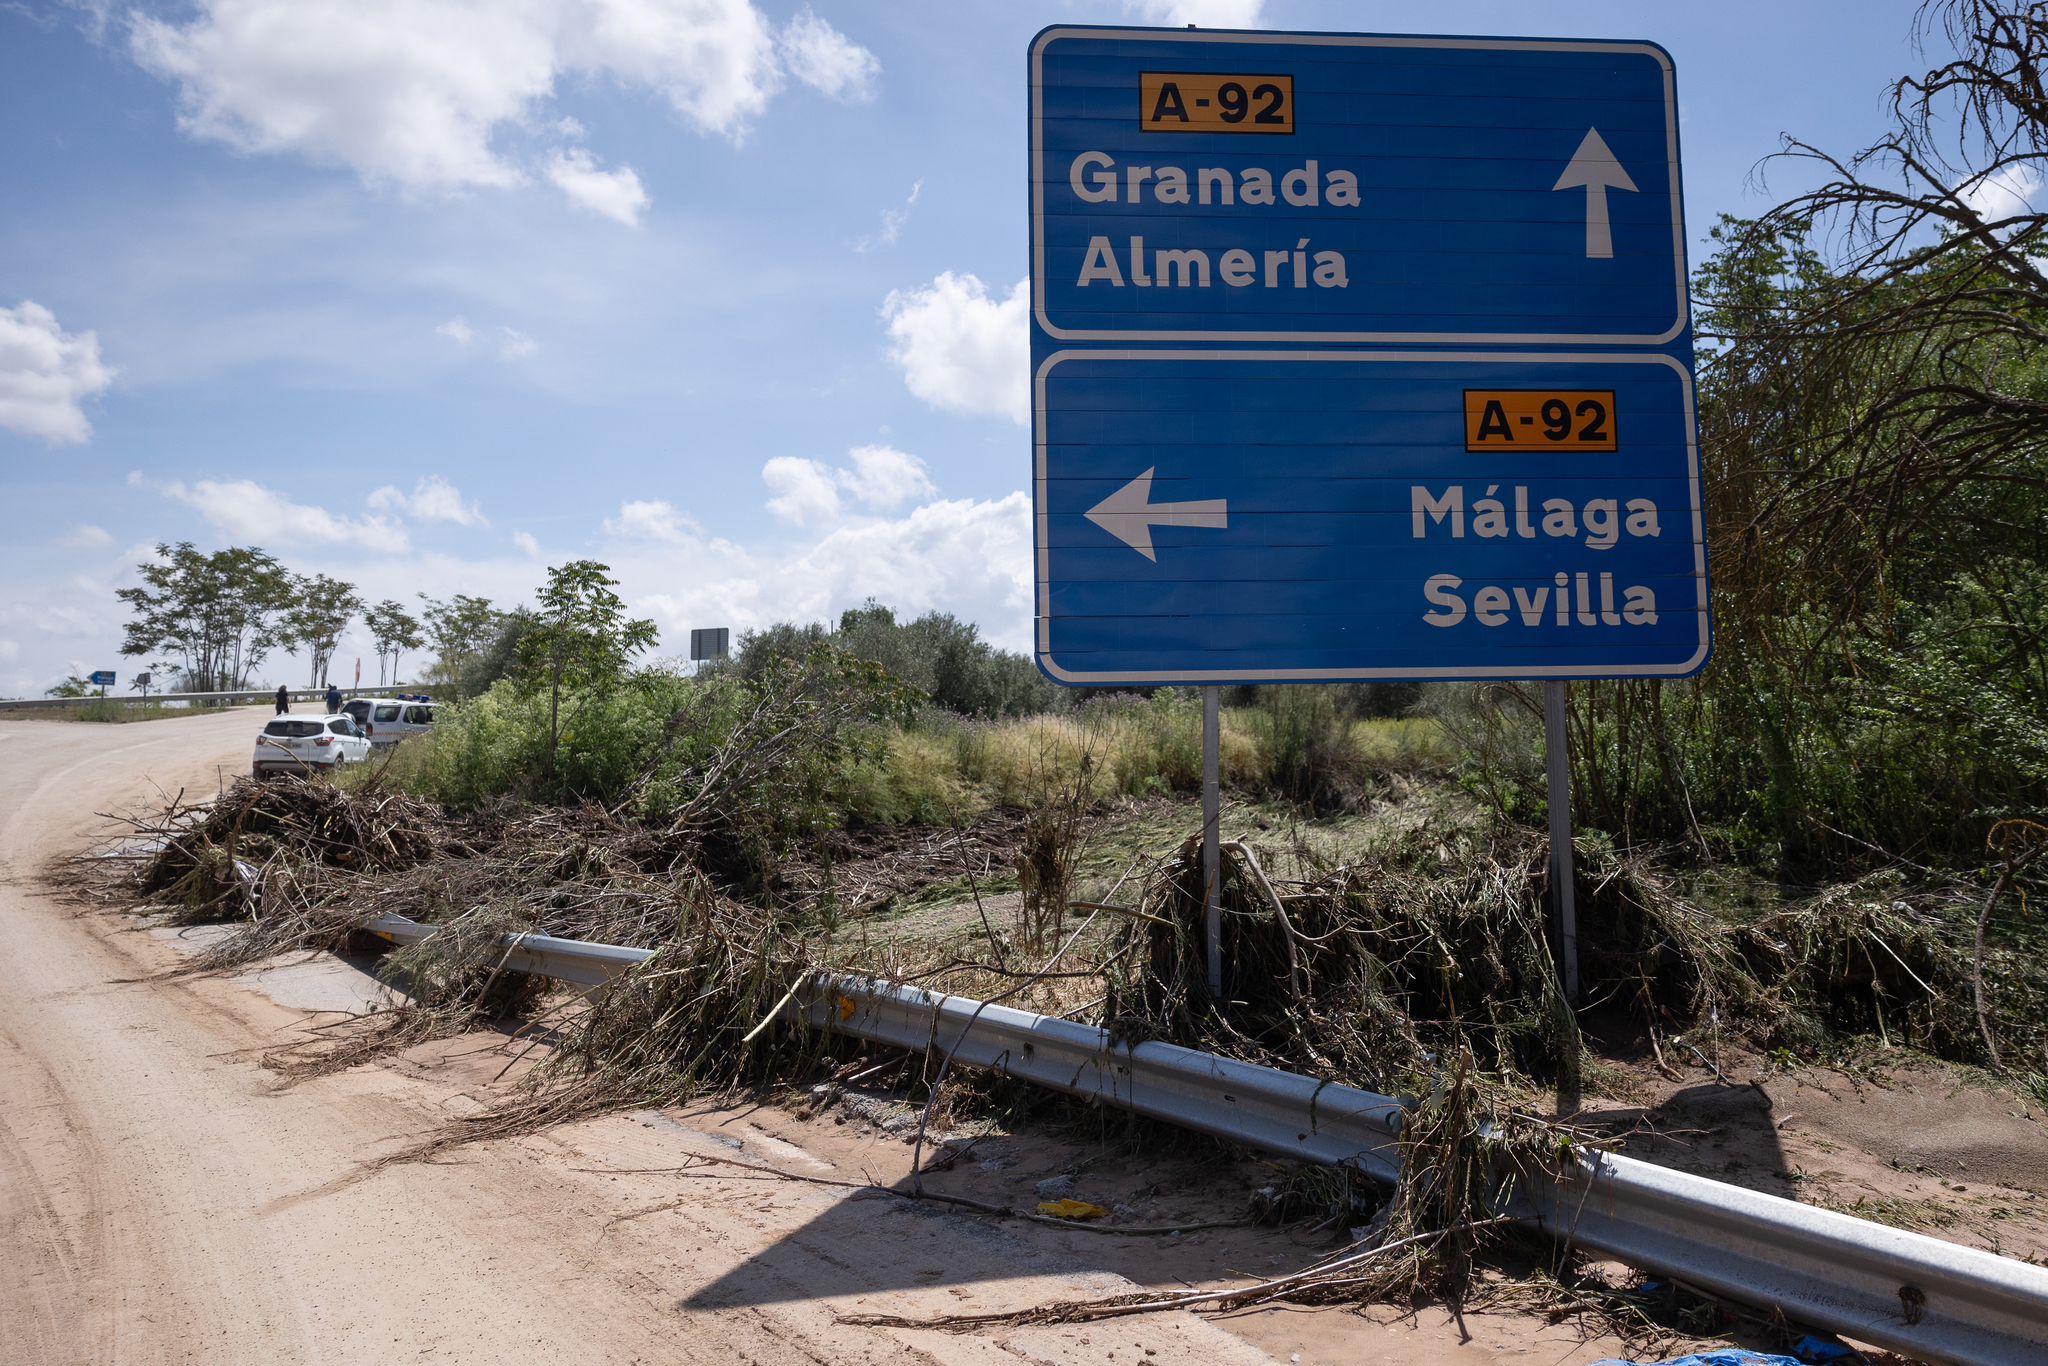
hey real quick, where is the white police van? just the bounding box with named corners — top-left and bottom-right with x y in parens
top-left (340, 697), bottom-right (441, 747)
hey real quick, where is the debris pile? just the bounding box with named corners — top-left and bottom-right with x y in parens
top-left (1105, 823), bottom-right (2045, 1090)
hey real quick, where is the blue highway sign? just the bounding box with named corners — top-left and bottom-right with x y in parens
top-left (1031, 27), bottom-right (1688, 345)
top-left (88, 670), bottom-right (116, 687)
top-left (1034, 351), bottom-right (1707, 683)
top-left (1028, 26), bottom-right (1708, 685)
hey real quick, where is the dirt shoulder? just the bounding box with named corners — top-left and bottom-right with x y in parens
top-left (5, 711), bottom-right (2017, 1364)
top-left (0, 710), bottom-right (1652, 1365)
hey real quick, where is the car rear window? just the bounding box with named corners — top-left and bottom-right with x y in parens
top-left (342, 700), bottom-right (370, 719)
top-left (264, 720), bottom-right (325, 737)
top-left (373, 704), bottom-right (401, 721)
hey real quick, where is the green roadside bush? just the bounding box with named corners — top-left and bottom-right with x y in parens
top-left (376, 668), bottom-right (698, 808)
top-left (379, 665), bottom-right (1451, 839)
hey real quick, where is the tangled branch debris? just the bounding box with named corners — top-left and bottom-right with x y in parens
top-left (69, 756), bottom-right (2048, 1344)
top-left (1101, 821), bottom-right (2047, 1090)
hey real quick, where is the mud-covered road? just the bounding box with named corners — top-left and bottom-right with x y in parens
top-left (2, 708), bottom-right (1793, 1366)
top-left (0, 712), bottom-right (1300, 1364)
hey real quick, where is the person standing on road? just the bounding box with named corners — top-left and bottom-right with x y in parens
top-left (324, 683), bottom-right (342, 713)
top-left (275, 685), bottom-right (289, 715)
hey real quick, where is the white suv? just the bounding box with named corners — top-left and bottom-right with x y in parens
top-left (341, 698), bottom-right (440, 747)
top-left (252, 714), bottom-right (373, 777)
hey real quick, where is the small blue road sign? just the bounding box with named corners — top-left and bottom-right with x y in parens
top-left (88, 670), bottom-right (116, 688)
top-left (1029, 26), bottom-right (1707, 685)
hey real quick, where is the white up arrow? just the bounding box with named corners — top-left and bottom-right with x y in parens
top-left (1085, 468), bottom-right (1228, 562)
top-left (1552, 127), bottom-right (1638, 259)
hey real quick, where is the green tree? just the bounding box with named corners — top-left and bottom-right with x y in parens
top-left (116, 543), bottom-right (295, 693)
top-left (515, 560), bottom-right (657, 781)
top-left (45, 674), bottom-right (95, 699)
top-left (738, 600), bottom-right (1061, 717)
top-left (418, 593), bottom-right (505, 693)
top-left (281, 574), bottom-right (363, 687)
top-left (461, 608), bottom-right (539, 696)
top-left (1549, 3), bottom-right (2048, 868)
top-left (364, 599), bottom-right (425, 685)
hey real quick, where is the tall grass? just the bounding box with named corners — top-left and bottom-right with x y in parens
top-left (369, 671), bottom-right (1450, 830)
top-left (840, 691), bottom-right (1448, 825)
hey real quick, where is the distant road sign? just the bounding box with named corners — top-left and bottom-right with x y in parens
top-left (88, 670), bottom-right (116, 688)
top-left (690, 628), bottom-right (730, 662)
top-left (1031, 27), bottom-right (1688, 346)
top-left (1029, 26), bottom-right (1707, 685)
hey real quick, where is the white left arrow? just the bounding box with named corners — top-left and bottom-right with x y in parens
top-left (1552, 127), bottom-right (1639, 259)
top-left (1085, 468), bottom-right (1228, 562)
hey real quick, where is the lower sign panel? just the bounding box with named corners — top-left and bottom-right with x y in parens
top-left (1033, 349), bottom-right (1709, 684)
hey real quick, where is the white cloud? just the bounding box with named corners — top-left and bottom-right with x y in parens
top-left (1121, 0), bottom-right (1264, 26)
top-left (777, 7), bottom-right (879, 103)
top-left (881, 273), bottom-right (1028, 426)
top-left (130, 0), bottom-right (879, 216)
top-left (784, 494), bottom-right (1032, 643)
top-left (1961, 162), bottom-right (2042, 223)
top-left (144, 474), bottom-right (411, 553)
top-left (602, 490), bottom-right (1034, 656)
top-left (855, 179), bottom-right (921, 253)
top-left (604, 498), bottom-right (701, 543)
top-left (512, 530), bottom-right (543, 557)
top-left (0, 301), bottom-right (115, 446)
top-left (367, 474), bottom-right (488, 526)
top-left (438, 316), bottom-right (536, 362)
top-left (839, 444), bottom-right (934, 510)
top-left (0, 639), bottom-right (19, 665)
top-left (60, 523), bottom-right (115, 549)
top-left (761, 444), bottom-right (936, 525)
top-left (545, 147), bottom-right (650, 227)
top-left (564, 0), bottom-right (782, 137)
top-left (762, 456), bottom-right (842, 526)
top-left (131, 0), bottom-right (554, 193)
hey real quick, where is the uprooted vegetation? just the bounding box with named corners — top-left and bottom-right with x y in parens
top-left (85, 736), bottom-right (2043, 1352)
top-left (81, 639), bottom-right (2047, 1335)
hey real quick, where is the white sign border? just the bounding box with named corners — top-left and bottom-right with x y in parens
top-left (1033, 347), bottom-right (1711, 684)
top-left (1029, 27), bottom-right (1689, 347)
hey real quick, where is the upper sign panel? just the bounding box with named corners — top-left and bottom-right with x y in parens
top-left (1030, 27), bottom-right (1687, 345)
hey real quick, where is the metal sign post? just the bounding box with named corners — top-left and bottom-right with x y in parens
top-left (1543, 681), bottom-right (1581, 1002)
top-left (1202, 685), bottom-right (1222, 994)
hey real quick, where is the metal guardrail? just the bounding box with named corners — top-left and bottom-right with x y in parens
top-left (0, 683), bottom-right (428, 712)
top-left (365, 915), bottom-right (654, 990)
top-left (801, 972), bottom-right (1409, 1183)
top-left (1520, 1150), bottom-right (2048, 1366)
top-left (359, 913), bottom-right (2048, 1365)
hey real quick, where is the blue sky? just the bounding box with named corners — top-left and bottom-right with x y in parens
top-left (0, 0), bottom-right (1939, 694)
